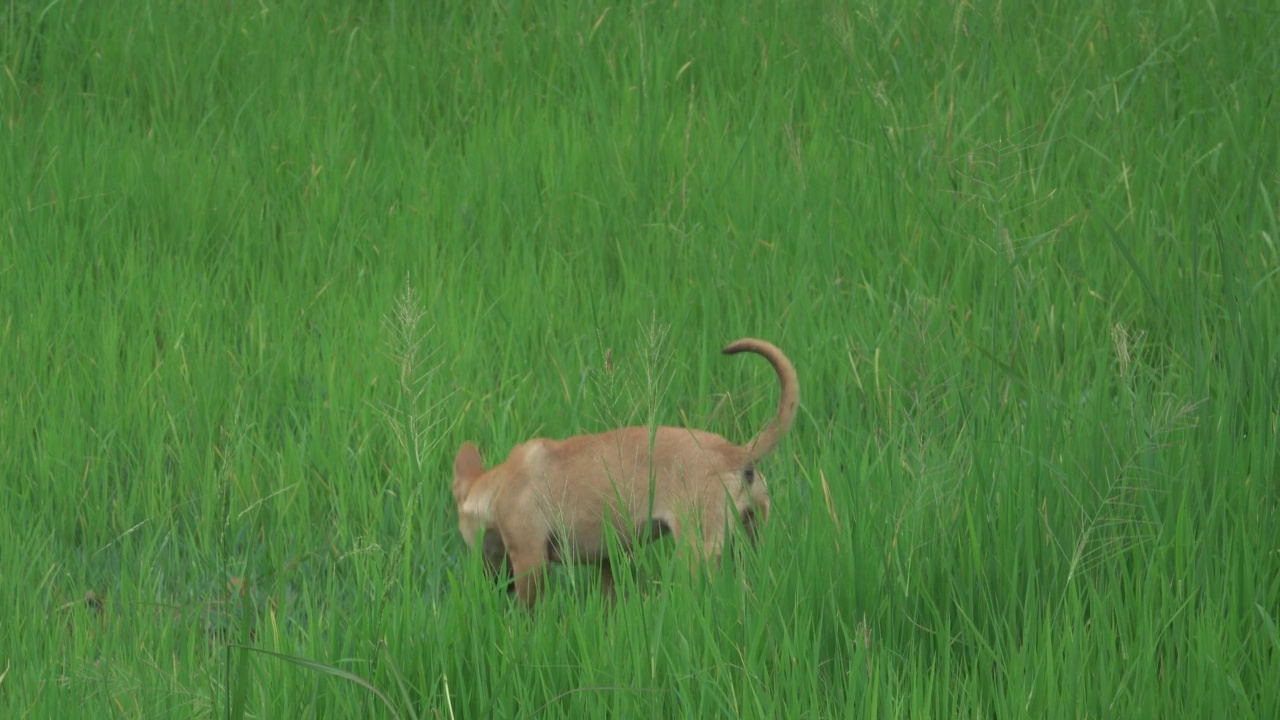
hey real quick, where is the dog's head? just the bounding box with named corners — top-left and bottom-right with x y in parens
top-left (452, 441), bottom-right (488, 549)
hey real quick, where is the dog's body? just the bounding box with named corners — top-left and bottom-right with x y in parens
top-left (452, 338), bottom-right (798, 606)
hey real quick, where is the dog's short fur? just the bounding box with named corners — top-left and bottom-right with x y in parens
top-left (451, 338), bottom-right (799, 607)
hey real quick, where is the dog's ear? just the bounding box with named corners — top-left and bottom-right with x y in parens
top-left (453, 442), bottom-right (484, 499)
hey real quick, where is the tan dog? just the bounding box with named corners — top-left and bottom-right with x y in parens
top-left (451, 338), bottom-right (799, 607)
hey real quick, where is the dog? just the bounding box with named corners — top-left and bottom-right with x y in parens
top-left (451, 338), bottom-right (798, 607)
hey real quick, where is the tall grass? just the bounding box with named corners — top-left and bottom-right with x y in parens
top-left (2, 1), bottom-right (1277, 717)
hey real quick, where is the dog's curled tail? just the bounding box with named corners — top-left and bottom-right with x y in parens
top-left (721, 338), bottom-right (799, 463)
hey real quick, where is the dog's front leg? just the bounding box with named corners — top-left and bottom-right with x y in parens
top-left (508, 548), bottom-right (548, 607)
top-left (597, 559), bottom-right (616, 601)
top-left (481, 530), bottom-right (514, 594)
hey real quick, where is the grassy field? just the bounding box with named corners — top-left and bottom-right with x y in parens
top-left (3, 0), bottom-right (1278, 717)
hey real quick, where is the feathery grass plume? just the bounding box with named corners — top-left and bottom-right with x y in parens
top-left (372, 274), bottom-right (453, 600)
top-left (587, 314), bottom-right (673, 434)
top-left (375, 274), bottom-right (450, 473)
top-left (1064, 323), bottom-right (1196, 585)
top-left (637, 314), bottom-right (674, 433)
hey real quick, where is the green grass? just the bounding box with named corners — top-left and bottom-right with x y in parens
top-left (2, 1), bottom-right (1278, 717)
